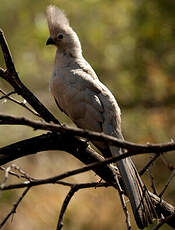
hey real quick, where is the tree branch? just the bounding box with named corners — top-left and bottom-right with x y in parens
top-left (0, 158), bottom-right (119, 190)
top-left (0, 133), bottom-right (119, 188)
top-left (1, 113), bottom-right (175, 154)
top-left (139, 154), bottom-right (160, 176)
top-left (56, 182), bottom-right (109, 230)
top-left (0, 89), bottom-right (40, 117)
top-left (0, 187), bottom-right (30, 228)
top-left (0, 29), bottom-right (59, 124)
top-left (0, 134), bottom-right (175, 228)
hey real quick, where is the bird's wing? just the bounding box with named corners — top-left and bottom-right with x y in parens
top-left (69, 79), bottom-right (105, 132)
top-left (54, 97), bottom-right (64, 112)
top-left (51, 69), bottom-right (105, 132)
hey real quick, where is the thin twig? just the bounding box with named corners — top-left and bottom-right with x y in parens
top-left (139, 154), bottom-right (160, 176)
top-left (56, 182), bottom-right (110, 230)
top-left (0, 166), bottom-right (35, 181)
top-left (0, 165), bottom-right (12, 189)
top-left (151, 213), bottom-right (175, 230)
top-left (0, 89), bottom-right (40, 117)
top-left (55, 181), bottom-right (109, 188)
top-left (57, 186), bottom-right (78, 230)
top-left (0, 89), bottom-right (15, 99)
top-left (160, 154), bottom-right (175, 171)
top-left (159, 169), bottom-right (175, 198)
top-left (113, 175), bottom-right (131, 230)
top-left (0, 164), bottom-right (34, 189)
top-left (0, 187), bottom-right (30, 229)
top-left (148, 167), bottom-right (158, 196)
top-left (0, 166), bottom-right (20, 179)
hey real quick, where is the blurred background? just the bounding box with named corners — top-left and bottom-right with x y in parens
top-left (0, 0), bottom-right (175, 229)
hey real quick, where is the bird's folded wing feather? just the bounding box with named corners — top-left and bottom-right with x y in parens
top-left (52, 69), bottom-right (108, 132)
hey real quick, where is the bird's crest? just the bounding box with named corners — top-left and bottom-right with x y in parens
top-left (46, 5), bottom-right (69, 35)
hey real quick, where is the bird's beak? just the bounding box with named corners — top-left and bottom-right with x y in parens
top-left (46, 37), bottom-right (55, 46)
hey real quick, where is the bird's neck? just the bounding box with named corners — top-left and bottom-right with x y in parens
top-left (55, 48), bottom-right (82, 67)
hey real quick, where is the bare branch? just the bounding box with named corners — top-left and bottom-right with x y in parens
top-left (56, 181), bottom-right (109, 188)
top-left (148, 167), bottom-right (158, 196)
top-left (0, 165), bottom-right (12, 189)
top-left (0, 68), bottom-right (5, 75)
top-left (160, 154), bottom-right (175, 171)
top-left (0, 29), bottom-right (59, 124)
top-left (1, 132), bottom-right (175, 227)
top-left (0, 154), bottom-right (175, 228)
top-left (0, 187), bottom-right (30, 229)
top-left (0, 157), bottom-right (121, 191)
top-left (159, 169), bottom-right (175, 198)
top-left (113, 175), bottom-right (131, 230)
top-left (0, 166), bottom-right (35, 181)
top-left (152, 213), bottom-right (175, 230)
top-left (149, 192), bottom-right (175, 228)
top-left (0, 89), bottom-right (15, 100)
top-left (56, 182), bottom-right (109, 230)
top-left (0, 29), bottom-right (15, 72)
top-left (1, 114), bottom-right (175, 155)
top-left (139, 154), bottom-right (160, 176)
top-left (0, 132), bottom-right (119, 191)
top-left (57, 186), bottom-right (78, 230)
top-left (0, 89), bottom-right (40, 117)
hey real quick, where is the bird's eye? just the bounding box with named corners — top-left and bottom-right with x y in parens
top-left (58, 34), bottom-right (64, 39)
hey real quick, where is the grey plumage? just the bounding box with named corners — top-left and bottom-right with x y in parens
top-left (46, 5), bottom-right (155, 229)
top-left (46, 6), bottom-right (69, 34)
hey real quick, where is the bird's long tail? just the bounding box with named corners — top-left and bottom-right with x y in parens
top-left (110, 145), bottom-right (155, 229)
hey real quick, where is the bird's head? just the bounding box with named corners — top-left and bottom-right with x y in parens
top-left (46, 5), bottom-right (81, 56)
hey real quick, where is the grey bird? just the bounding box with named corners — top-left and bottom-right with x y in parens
top-left (46, 5), bottom-right (155, 229)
